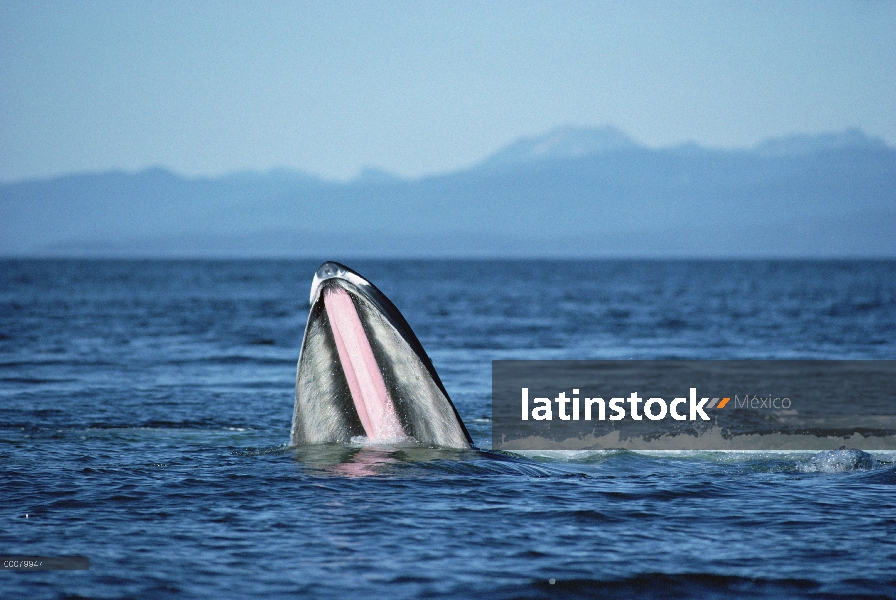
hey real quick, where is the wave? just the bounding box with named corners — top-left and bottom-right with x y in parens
top-left (797, 449), bottom-right (878, 472)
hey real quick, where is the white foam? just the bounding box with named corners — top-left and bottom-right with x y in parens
top-left (349, 435), bottom-right (413, 447)
top-left (798, 449), bottom-right (879, 472)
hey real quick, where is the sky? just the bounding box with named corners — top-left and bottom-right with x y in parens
top-left (1, 0), bottom-right (894, 182)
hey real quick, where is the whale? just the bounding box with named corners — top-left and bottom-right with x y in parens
top-left (291, 262), bottom-right (472, 449)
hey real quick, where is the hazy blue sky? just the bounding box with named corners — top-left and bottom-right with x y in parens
top-left (1, 1), bottom-right (894, 182)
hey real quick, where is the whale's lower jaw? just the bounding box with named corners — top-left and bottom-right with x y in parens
top-left (292, 266), bottom-right (472, 449)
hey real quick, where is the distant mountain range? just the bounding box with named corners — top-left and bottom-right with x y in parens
top-left (1, 126), bottom-right (893, 257)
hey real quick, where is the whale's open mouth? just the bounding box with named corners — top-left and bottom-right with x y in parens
top-left (322, 285), bottom-right (405, 440)
top-left (291, 262), bottom-right (472, 449)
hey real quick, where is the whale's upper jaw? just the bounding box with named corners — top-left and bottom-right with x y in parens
top-left (308, 262), bottom-right (426, 359)
top-left (310, 261), bottom-right (371, 305)
top-left (292, 262), bottom-right (473, 449)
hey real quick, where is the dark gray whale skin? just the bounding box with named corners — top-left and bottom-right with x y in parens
top-left (291, 262), bottom-right (473, 449)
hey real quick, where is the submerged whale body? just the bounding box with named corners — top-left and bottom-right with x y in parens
top-left (291, 262), bottom-right (472, 449)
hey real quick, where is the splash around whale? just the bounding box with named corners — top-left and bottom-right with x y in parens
top-left (291, 262), bottom-right (473, 449)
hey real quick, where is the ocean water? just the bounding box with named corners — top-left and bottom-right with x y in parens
top-left (1, 259), bottom-right (895, 599)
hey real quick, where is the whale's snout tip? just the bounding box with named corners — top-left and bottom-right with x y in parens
top-left (310, 261), bottom-right (349, 304)
top-left (316, 262), bottom-right (343, 280)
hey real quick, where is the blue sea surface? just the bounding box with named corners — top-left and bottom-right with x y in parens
top-left (1, 259), bottom-right (895, 599)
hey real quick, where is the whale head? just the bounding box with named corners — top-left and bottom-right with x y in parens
top-left (291, 262), bottom-right (472, 449)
